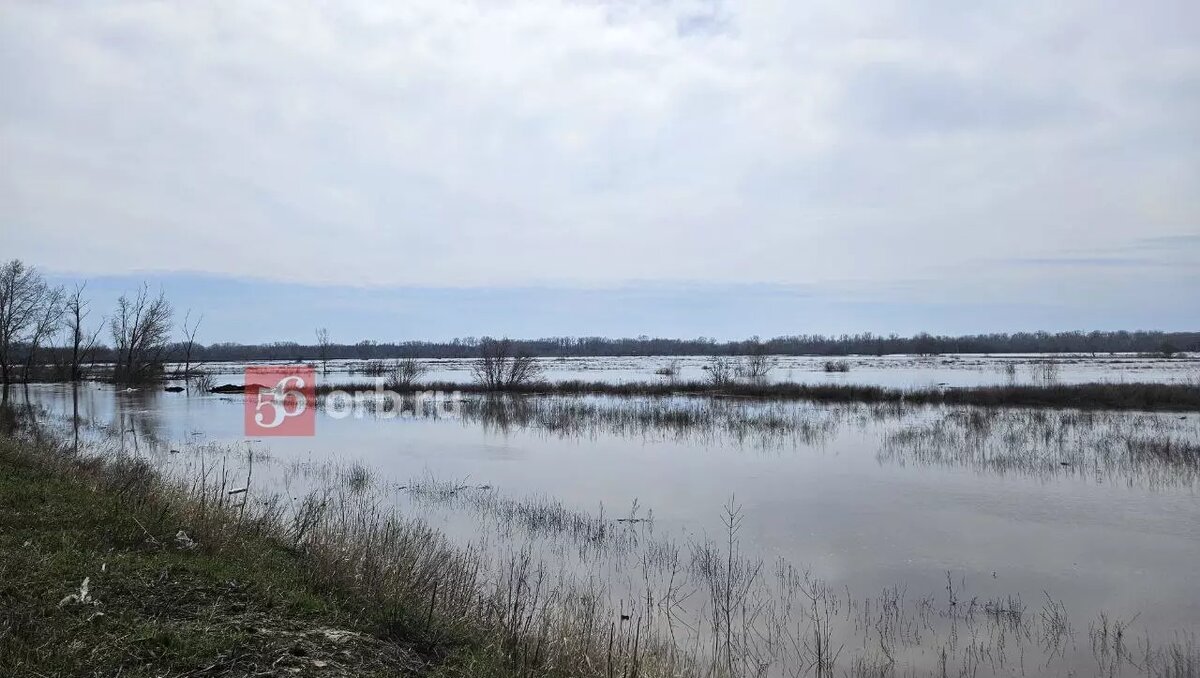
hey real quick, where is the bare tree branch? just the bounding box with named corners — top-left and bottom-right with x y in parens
top-left (64, 283), bottom-right (103, 382)
top-left (21, 286), bottom-right (65, 382)
top-left (180, 310), bottom-right (203, 379)
top-left (0, 259), bottom-right (60, 387)
top-left (110, 283), bottom-right (173, 384)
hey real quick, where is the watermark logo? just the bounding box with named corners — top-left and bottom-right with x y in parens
top-left (242, 364), bottom-right (466, 436)
top-left (244, 366), bottom-right (316, 436)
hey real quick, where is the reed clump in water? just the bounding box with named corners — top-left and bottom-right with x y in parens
top-left (402, 475), bottom-right (648, 557)
top-left (456, 394), bottom-right (849, 449)
top-left (1124, 437), bottom-right (1200, 470)
top-left (880, 407), bottom-right (1200, 487)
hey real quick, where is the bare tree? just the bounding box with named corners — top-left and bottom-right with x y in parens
top-left (315, 327), bottom-right (331, 373)
top-left (110, 284), bottom-right (173, 384)
top-left (471, 338), bottom-right (542, 390)
top-left (64, 283), bottom-right (104, 382)
top-left (0, 259), bottom-right (53, 388)
top-left (386, 357), bottom-right (429, 390)
top-left (21, 286), bottom-right (65, 382)
top-left (180, 310), bottom-right (203, 378)
top-left (735, 340), bottom-right (778, 382)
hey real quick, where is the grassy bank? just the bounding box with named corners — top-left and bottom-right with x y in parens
top-left (0, 426), bottom-right (647, 678)
top-left (318, 379), bottom-right (1200, 411)
top-left (0, 436), bottom-right (434, 676)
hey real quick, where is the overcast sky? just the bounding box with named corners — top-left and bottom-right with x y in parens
top-left (2, 1), bottom-right (1197, 342)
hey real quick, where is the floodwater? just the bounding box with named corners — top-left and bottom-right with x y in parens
top-left (184, 352), bottom-right (1200, 389)
top-left (12, 356), bottom-right (1200, 677)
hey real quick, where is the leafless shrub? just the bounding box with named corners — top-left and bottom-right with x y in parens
top-left (691, 497), bottom-right (765, 677)
top-left (471, 338), bottom-right (543, 390)
top-left (705, 356), bottom-right (736, 386)
top-left (736, 352), bottom-right (778, 382)
top-left (823, 360), bottom-right (850, 373)
top-left (192, 371), bottom-right (216, 393)
top-left (387, 358), bottom-right (429, 390)
top-left (654, 359), bottom-right (682, 382)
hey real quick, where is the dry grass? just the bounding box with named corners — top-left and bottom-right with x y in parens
top-left (0, 413), bottom-right (696, 678)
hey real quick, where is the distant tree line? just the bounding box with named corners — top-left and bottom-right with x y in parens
top-left (138, 330), bottom-right (1197, 363)
top-left (3, 256), bottom-right (1194, 389)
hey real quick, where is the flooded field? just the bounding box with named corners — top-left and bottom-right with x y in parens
top-left (181, 353), bottom-right (1200, 389)
top-left (14, 362), bottom-right (1200, 677)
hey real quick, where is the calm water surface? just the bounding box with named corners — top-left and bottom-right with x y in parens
top-left (15, 365), bottom-right (1200, 676)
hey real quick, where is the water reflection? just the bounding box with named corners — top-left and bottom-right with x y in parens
top-left (16, 398), bottom-right (1198, 678)
top-left (20, 383), bottom-right (1200, 490)
top-left (453, 395), bottom-right (861, 449)
top-left (10, 382), bottom-right (1200, 678)
top-left (345, 393), bottom-right (1200, 487)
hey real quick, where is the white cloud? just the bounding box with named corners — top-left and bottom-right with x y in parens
top-left (1, 0), bottom-right (1197, 299)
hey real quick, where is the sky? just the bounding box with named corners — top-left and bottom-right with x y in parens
top-left (2, 1), bottom-right (1197, 343)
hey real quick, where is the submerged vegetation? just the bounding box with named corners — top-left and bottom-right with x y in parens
top-left (4, 404), bottom-right (1199, 677)
top-left (5, 331), bottom-right (1199, 677)
top-left (322, 391), bottom-right (1200, 487)
top-left (880, 407), bottom-right (1200, 487)
top-left (455, 395), bottom-right (849, 449)
top-left (320, 378), bottom-right (1200, 411)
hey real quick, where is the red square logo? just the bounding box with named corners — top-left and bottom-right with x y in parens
top-left (244, 366), bottom-right (316, 436)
